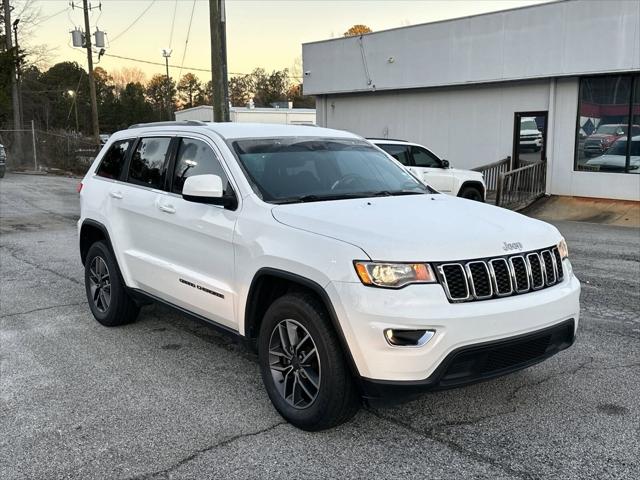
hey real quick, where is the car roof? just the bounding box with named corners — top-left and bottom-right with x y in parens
top-left (367, 137), bottom-right (411, 144)
top-left (123, 122), bottom-right (361, 141)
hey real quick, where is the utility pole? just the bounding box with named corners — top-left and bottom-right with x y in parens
top-left (162, 48), bottom-right (172, 120)
top-left (3, 0), bottom-right (23, 164)
top-left (209, 0), bottom-right (229, 122)
top-left (82, 0), bottom-right (100, 145)
top-left (12, 18), bottom-right (22, 126)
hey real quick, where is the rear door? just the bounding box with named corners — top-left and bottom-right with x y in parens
top-left (410, 146), bottom-right (454, 193)
top-left (152, 135), bottom-right (239, 329)
top-left (113, 135), bottom-right (176, 295)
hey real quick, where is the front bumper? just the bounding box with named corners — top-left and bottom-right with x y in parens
top-left (327, 260), bottom-right (580, 388)
top-left (360, 319), bottom-right (575, 404)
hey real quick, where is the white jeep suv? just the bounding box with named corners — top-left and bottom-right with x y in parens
top-left (78, 121), bottom-right (580, 430)
top-left (369, 138), bottom-right (486, 201)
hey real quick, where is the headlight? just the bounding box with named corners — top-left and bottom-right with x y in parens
top-left (557, 238), bottom-right (569, 259)
top-left (354, 261), bottom-right (436, 288)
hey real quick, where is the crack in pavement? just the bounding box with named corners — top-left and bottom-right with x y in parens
top-left (0, 244), bottom-right (82, 286)
top-left (366, 409), bottom-right (534, 480)
top-left (364, 357), bottom-right (607, 479)
top-left (0, 301), bottom-right (86, 319)
top-left (127, 421), bottom-right (288, 479)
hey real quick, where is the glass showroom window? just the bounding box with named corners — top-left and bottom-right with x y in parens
top-left (575, 74), bottom-right (640, 174)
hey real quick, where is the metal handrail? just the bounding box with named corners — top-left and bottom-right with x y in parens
top-left (496, 160), bottom-right (546, 209)
top-left (472, 156), bottom-right (511, 192)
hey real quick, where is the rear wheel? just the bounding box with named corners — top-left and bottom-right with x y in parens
top-left (258, 292), bottom-right (359, 431)
top-left (459, 185), bottom-right (484, 202)
top-left (84, 241), bottom-right (139, 326)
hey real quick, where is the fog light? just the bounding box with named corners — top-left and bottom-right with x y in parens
top-left (384, 329), bottom-right (435, 347)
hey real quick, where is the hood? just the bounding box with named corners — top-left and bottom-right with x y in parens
top-left (587, 133), bottom-right (617, 141)
top-left (449, 168), bottom-right (483, 180)
top-left (271, 194), bottom-right (561, 261)
top-left (520, 129), bottom-right (541, 136)
top-left (586, 154), bottom-right (640, 169)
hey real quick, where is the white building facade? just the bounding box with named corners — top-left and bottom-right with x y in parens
top-left (174, 105), bottom-right (316, 126)
top-left (302, 0), bottom-right (640, 201)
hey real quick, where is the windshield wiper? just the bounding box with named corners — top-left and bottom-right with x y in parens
top-left (273, 193), bottom-right (368, 204)
top-left (272, 190), bottom-right (426, 204)
top-left (367, 190), bottom-right (425, 197)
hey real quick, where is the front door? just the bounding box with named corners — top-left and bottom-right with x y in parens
top-left (409, 145), bottom-right (454, 193)
top-left (153, 135), bottom-right (238, 329)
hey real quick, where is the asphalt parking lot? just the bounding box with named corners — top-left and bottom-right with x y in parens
top-left (1, 173), bottom-right (639, 480)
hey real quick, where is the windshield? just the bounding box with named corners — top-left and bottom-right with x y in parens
top-left (232, 137), bottom-right (431, 203)
top-left (595, 125), bottom-right (625, 135)
top-left (520, 119), bottom-right (538, 131)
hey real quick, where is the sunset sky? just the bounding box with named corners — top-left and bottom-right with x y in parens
top-left (26, 0), bottom-right (551, 82)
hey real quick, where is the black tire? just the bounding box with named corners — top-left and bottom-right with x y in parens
top-left (459, 185), bottom-right (484, 202)
top-left (84, 241), bottom-right (139, 327)
top-left (258, 292), bottom-right (360, 431)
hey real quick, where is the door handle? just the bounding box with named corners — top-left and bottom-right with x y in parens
top-left (110, 191), bottom-right (123, 199)
top-left (159, 204), bottom-right (176, 214)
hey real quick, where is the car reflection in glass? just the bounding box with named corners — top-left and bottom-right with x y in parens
top-left (584, 135), bottom-right (640, 173)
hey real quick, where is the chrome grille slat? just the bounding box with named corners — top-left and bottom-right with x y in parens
top-left (526, 253), bottom-right (545, 290)
top-left (438, 263), bottom-right (470, 301)
top-left (466, 261), bottom-right (493, 299)
top-left (436, 246), bottom-right (562, 303)
top-left (541, 250), bottom-right (556, 285)
top-left (489, 258), bottom-right (513, 296)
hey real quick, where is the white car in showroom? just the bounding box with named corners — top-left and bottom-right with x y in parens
top-left (369, 138), bottom-right (486, 201)
top-left (78, 121), bottom-right (580, 430)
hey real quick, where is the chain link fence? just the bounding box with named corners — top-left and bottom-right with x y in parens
top-left (0, 126), bottom-right (100, 175)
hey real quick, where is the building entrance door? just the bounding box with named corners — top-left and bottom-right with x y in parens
top-left (513, 111), bottom-right (548, 168)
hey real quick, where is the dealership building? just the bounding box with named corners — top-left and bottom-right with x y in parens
top-left (302, 0), bottom-right (640, 201)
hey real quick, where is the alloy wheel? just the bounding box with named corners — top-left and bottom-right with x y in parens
top-left (268, 319), bottom-right (321, 409)
top-left (89, 256), bottom-right (111, 313)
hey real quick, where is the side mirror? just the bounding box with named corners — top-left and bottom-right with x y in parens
top-left (441, 159), bottom-right (450, 169)
top-left (183, 174), bottom-right (238, 209)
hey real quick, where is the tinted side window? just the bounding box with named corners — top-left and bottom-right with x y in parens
top-left (128, 137), bottom-right (172, 189)
top-left (96, 139), bottom-right (131, 179)
top-left (172, 138), bottom-right (231, 194)
top-left (378, 144), bottom-right (411, 166)
top-left (411, 146), bottom-right (441, 168)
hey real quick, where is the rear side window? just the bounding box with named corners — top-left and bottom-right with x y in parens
top-left (172, 138), bottom-right (231, 194)
top-left (96, 140), bottom-right (131, 179)
top-left (127, 137), bottom-right (172, 190)
top-left (378, 144), bottom-right (411, 166)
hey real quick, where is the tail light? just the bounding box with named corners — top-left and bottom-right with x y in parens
top-left (77, 182), bottom-right (83, 193)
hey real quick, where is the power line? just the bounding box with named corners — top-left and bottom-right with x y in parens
top-left (178, 0), bottom-right (197, 80)
top-left (109, 0), bottom-right (157, 44)
top-left (33, 7), bottom-right (68, 26)
top-left (168, 0), bottom-right (179, 49)
top-left (102, 52), bottom-right (303, 79)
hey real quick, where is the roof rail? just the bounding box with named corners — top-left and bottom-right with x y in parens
top-left (128, 120), bottom-right (207, 129)
top-left (366, 137), bottom-right (408, 142)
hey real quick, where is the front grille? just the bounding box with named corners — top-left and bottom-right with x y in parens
top-left (440, 264), bottom-right (469, 300)
top-left (436, 246), bottom-right (565, 303)
top-left (467, 261), bottom-right (492, 299)
top-left (527, 253), bottom-right (544, 289)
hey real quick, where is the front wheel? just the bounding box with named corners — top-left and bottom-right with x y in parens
top-left (258, 292), bottom-right (359, 431)
top-left (459, 185), bottom-right (484, 202)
